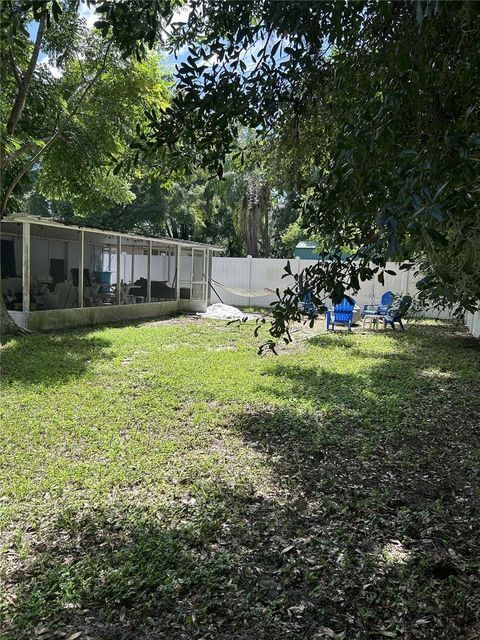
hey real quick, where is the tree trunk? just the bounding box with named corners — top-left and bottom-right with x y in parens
top-left (260, 184), bottom-right (271, 257)
top-left (0, 253), bottom-right (29, 336)
top-left (243, 175), bottom-right (259, 257)
top-left (250, 199), bottom-right (259, 257)
top-left (0, 297), bottom-right (28, 336)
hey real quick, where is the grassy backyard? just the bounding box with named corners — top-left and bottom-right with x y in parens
top-left (1, 317), bottom-right (479, 639)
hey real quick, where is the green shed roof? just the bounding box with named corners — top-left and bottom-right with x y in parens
top-left (295, 241), bottom-right (317, 249)
top-left (294, 241), bottom-right (320, 259)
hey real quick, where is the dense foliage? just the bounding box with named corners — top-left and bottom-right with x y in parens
top-left (141, 0), bottom-right (480, 334)
top-left (42, 170), bottom-right (246, 254)
top-left (0, 1), bottom-right (172, 215)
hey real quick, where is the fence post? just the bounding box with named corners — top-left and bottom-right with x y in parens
top-left (404, 267), bottom-right (410, 296)
top-left (473, 310), bottom-right (480, 338)
top-left (247, 255), bottom-right (252, 307)
top-left (295, 256), bottom-right (301, 278)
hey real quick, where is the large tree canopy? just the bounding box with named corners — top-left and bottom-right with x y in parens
top-left (0, 1), bottom-right (173, 216)
top-left (141, 0), bottom-right (480, 341)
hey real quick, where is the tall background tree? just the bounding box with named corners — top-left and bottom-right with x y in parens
top-left (1, 2), bottom-right (172, 216)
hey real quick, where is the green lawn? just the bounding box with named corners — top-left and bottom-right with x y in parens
top-left (1, 317), bottom-right (479, 639)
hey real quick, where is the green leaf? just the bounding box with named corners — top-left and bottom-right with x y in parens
top-left (51, 0), bottom-right (63, 22)
top-left (426, 228), bottom-right (448, 246)
top-left (428, 205), bottom-right (443, 223)
top-left (271, 40), bottom-right (281, 58)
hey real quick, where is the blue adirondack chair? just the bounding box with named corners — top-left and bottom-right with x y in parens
top-left (377, 290), bottom-right (394, 315)
top-left (326, 297), bottom-right (355, 331)
top-left (300, 291), bottom-right (318, 317)
top-left (384, 295), bottom-right (412, 330)
top-left (361, 290), bottom-right (394, 319)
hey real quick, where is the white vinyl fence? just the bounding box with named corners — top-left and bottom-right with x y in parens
top-left (210, 256), bottom-right (465, 322)
top-left (465, 310), bottom-right (480, 338)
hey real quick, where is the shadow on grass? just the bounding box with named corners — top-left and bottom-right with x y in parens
top-left (308, 320), bottom-right (479, 356)
top-left (5, 441), bottom-right (479, 640)
top-left (3, 324), bottom-right (480, 639)
top-left (0, 313), bottom-right (191, 387)
top-left (0, 331), bottom-right (113, 386)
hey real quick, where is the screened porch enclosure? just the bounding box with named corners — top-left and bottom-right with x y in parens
top-left (1, 215), bottom-right (220, 330)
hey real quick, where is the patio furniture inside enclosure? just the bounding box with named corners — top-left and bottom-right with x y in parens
top-left (1, 220), bottom-right (85, 312)
top-left (1, 216), bottom-right (216, 313)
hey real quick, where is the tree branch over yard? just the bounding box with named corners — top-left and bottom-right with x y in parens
top-left (8, 46), bottom-right (23, 87)
top-left (1, 11), bottom-right (48, 172)
top-left (151, 0), bottom-right (480, 335)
